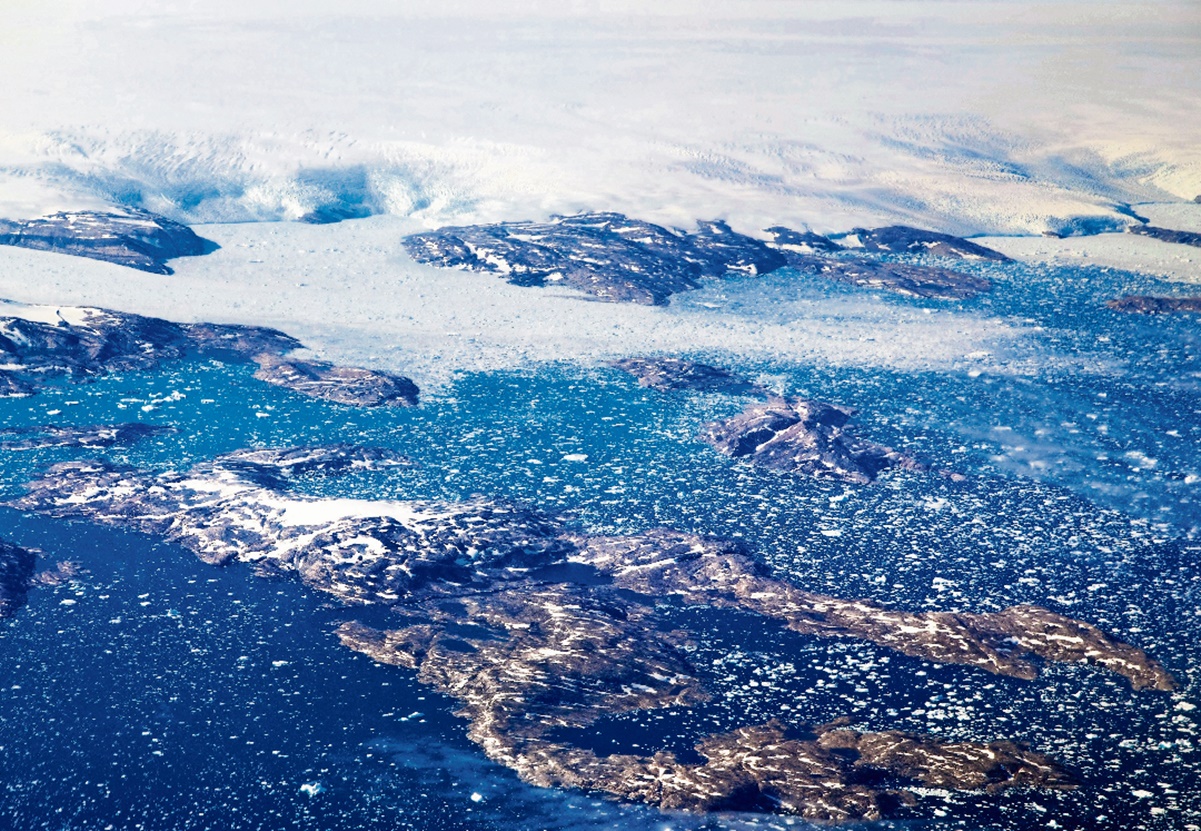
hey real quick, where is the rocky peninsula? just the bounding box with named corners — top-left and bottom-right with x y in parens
top-left (0, 300), bottom-right (419, 406)
top-left (1129, 225), bottom-right (1201, 248)
top-left (11, 444), bottom-right (1174, 821)
top-left (0, 208), bottom-right (215, 274)
top-left (455, 719), bottom-right (1077, 820)
top-left (404, 212), bottom-right (999, 304)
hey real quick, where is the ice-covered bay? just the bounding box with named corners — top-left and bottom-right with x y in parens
top-left (0, 216), bottom-right (1024, 388)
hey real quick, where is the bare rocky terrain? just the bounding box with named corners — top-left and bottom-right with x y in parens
top-left (0, 302), bottom-right (419, 407)
top-left (404, 212), bottom-right (999, 304)
top-left (0, 423), bottom-right (173, 451)
top-left (608, 357), bottom-right (763, 395)
top-left (0, 209), bottom-right (215, 274)
top-left (10, 445), bottom-right (1174, 821)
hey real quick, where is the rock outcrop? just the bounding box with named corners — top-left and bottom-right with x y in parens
top-left (0, 423), bottom-right (173, 451)
top-left (460, 720), bottom-right (1075, 821)
top-left (0, 302), bottom-right (298, 384)
top-left (0, 208), bottom-right (215, 274)
top-left (10, 446), bottom-right (1174, 821)
top-left (209, 444), bottom-right (410, 488)
top-left (32, 560), bottom-right (80, 588)
top-left (568, 529), bottom-right (1175, 691)
top-left (403, 213), bottom-right (784, 305)
top-left (1129, 225), bottom-right (1201, 248)
top-left (0, 540), bottom-right (36, 619)
top-left (404, 212), bottom-right (996, 304)
top-left (1106, 295), bottom-right (1201, 315)
top-left (253, 356), bottom-right (419, 407)
top-left (763, 225), bottom-right (845, 254)
top-left (699, 397), bottom-right (925, 483)
top-left (181, 321), bottom-right (302, 359)
top-left (608, 357), bottom-right (763, 395)
top-left (760, 227), bottom-right (993, 298)
top-left (773, 252), bottom-right (993, 299)
top-left (844, 226), bottom-right (1011, 261)
top-left (0, 300), bottom-right (419, 406)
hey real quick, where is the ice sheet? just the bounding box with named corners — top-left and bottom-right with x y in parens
top-left (0, 2), bottom-right (1198, 235)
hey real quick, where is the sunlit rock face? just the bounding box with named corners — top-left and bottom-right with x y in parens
top-left (0, 209), bottom-right (215, 274)
top-left (486, 721), bottom-right (1076, 821)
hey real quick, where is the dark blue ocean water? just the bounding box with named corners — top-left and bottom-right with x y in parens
top-left (0, 258), bottom-right (1198, 830)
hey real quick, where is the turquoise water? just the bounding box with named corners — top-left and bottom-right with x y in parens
top-left (0, 258), bottom-right (1199, 829)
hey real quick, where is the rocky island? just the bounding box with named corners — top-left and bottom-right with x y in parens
top-left (1106, 295), bottom-right (1201, 315)
top-left (609, 359), bottom-right (943, 485)
top-left (0, 539), bottom-right (36, 619)
top-left (253, 356), bottom-right (419, 407)
top-left (404, 212), bottom-right (999, 304)
top-left (608, 357), bottom-right (763, 395)
top-left (0, 423), bottom-right (173, 451)
top-left (209, 443), bottom-right (411, 488)
top-left (0, 208), bottom-right (215, 274)
top-left (11, 444), bottom-right (1173, 821)
top-left (0, 300), bottom-right (419, 407)
top-left (700, 397), bottom-right (925, 483)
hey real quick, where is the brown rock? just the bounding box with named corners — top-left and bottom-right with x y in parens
top-left (608, 356), bottom-right (763, 395)
top-left (253, 355), bottom-right (419, 407)
top-left (699, 397), bottom-right (925, 483)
